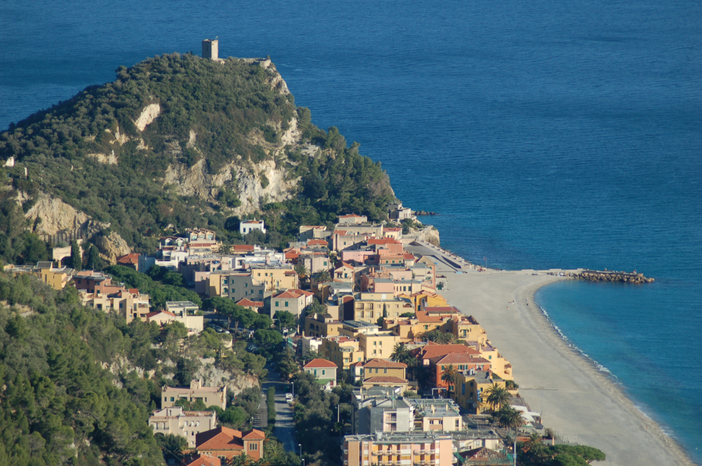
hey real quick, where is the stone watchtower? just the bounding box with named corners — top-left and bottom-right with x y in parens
top-left (202, 39), bottom-right (218, 60)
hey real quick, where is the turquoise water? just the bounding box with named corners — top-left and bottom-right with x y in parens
top-left (1, 0), bottom-right (701, 462)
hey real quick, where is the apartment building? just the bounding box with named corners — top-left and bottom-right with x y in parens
top-left (149, 407), bottom-right (217, 447)
top-left (162, 380), bottom-right (227, 410)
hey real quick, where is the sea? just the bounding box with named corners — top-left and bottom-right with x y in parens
top-left (1, 0), bottom-right (701, 462)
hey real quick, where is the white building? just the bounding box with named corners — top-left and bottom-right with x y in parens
top-left (240, 220), bottom-right (266, 235)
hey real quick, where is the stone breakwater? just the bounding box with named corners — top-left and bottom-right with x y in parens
top-left (574, 270), bottom-right (654, 284)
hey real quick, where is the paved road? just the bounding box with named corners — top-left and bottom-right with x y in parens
top-left (261, 365), bottom-right (296, 453)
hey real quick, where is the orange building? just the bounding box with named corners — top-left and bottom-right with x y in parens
top-left (195, 427), bottom-right (265, 461)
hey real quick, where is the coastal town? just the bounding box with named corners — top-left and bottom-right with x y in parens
top-left (3, 206), bottom-right (605, 466)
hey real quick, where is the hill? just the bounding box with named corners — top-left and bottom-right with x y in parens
top-left (0, 53), bottom-right (395, 264)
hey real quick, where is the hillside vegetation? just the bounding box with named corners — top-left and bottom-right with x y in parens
top-left (0, 53), bottom-right (395, 264)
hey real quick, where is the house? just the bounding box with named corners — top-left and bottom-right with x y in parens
top-left (271, 288), bottom-right (314, 319)
top-left (239, 220), bottom-right (266, 235)
top-left (343, 431), bottom-right (454, 466)
top-left (146, 309), bottom-right (204, 335)
top-left (353, 358), bottom-right (407, 384)
top-left (206, 271), bottom-right (266, 301)
top-left (334, 262), bottom-right (356, 283)
top-left (3, 262), bottom-right (75, 290)
top-left (116, 253), bottom-right (140, 270)
top-left (464, 341), bottom-right (512, 380)
top-left (303, 358), bottom-right (338, 390)
top-left (353, 292), bottom-right (413, 323)
top-left (162, 380), bottom-right (227, 410)
top-left (305, 313), bottom-right (343, 338)
top-left (78, 281), bottom-right (151, 324)
top-left (236, 298), bottom-right (264, 312)
top-left (188, 228), bottom-right (217, 242)
top-left (196, 426), bottom-right (265, 462)
top-left (149, 406), bottom-right (217, 447)
top-left (249, 265), bottom-right (298, 292)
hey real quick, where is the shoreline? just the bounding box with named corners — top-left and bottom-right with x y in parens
top-left (405, 241), bottom-right (694, 466)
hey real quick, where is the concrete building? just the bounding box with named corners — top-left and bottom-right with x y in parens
top-left (357, 397), bottom-right (412, 434)
top-left (353, 358), bottom-right (407, 385)
top-left (358, 332), bottom-right (402, 360)
top-left (408, 398), bottom-right (463, 432)
top-left (202, 39), bottom-right (219, 60)
top-left (454, 370), bottom-right (506, 415)
top-left (149, 407), bottom-right (218, 447)
top-left (162, 380), bottom-right (227, 410)
top-left (321, 336), bottom-right (364, 371)
top-left (343, 431), bottom-right (454, 466)
top-left (353, 292), bottom-right (412, 323)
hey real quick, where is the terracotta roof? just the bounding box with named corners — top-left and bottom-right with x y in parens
top-left (340, 214), bottom-right (363, 218)
top-left (419, 343), bottom-right (479, 360)
top-left (242, 429), bottom-right (266, 440)
top-left (368, 238), bottom-right (401, 245)
top-left (362, 358), bottom-right (407, 369)
top-left (363, 376), bottom-right (408, 384)
top-left (116, 253), bottom-right (139, 265)
top-left (384, 227), bottom-right (401, 232)
top-left (308, 239), bottom-right (329, 246)
top-left (433, 352), bottom-right (489, 365)
top-left (236, 298), bottom-right (263, 307)
top-left (196, 426), bottom-right (245, 451)
top-left (403, 253), bottom-right (415, 260)
top-left (415, 311), bottom-right (443, 323)
top-left (241, 220), bottom-right (263, 224)
top-left (335, 230), bottom-right (348, 236)
top-left (232, 245), bottom-right (255, 252)
top-left (304, 358), bottom-right (338, 368)
top-left (273, 289), bottom-right (313, 299)
top-left (187, 455), bottom-right (221, 466)
top-left (337, 262), bottom-right (354, 269)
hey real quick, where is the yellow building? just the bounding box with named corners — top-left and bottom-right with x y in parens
top-left (466, 342), bottom-right (513, 380)
top-left (358, 332), bottom-right (401, 360)
top-left (304, 313), bottom-right (343, 338)
top-left (402, 290), bottom-right (448, 313)
top-left (447, 314), bottom-right (488, 344)
top-left (454, 370), bottom-right (506, 414)
top-left (249, 265), bottom-right (298, 292)
top-left (353, 292), bottom-right (413, 323)
top-left (408, 399), bottom-right (463, 432)
top-left (321, 336), bottom-right (364, 371)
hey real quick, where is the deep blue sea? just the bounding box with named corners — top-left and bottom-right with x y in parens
top-left (1, 0), bottom-right (701, 462)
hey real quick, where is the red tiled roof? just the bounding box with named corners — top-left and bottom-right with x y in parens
top-left (236, 298), bottom-right (263, 307)
top-left (146, 310), bottom-right (176, 319)
top-left (187, 455), bottom-right (221, 466)
top-left (340, 214), bottom-right (363, 218)
top-left (308, 239), bottom-right (329, 246)
top-left (304, 358), bottom-right (337, 368)
top-left (243, 430), bottom-right (266, 440)
top-left (362, 358), bottom-right (407, 369)
top-left (433, 352), bottom-right (488, 365)
top-left (368, 238), bottom-right (401, 245)
top-left (274, 289), bottom-right (313, 299)
top-left (425, 306), bottom-right (460, 314)
top-left (232, 245), bottom-right (255, 252)
top-left (419, 343), bottom-right (479, 361)
top-left (196, 427), bottom-right (244, 451)
top-left (116, 253), bottom-right (139, 265)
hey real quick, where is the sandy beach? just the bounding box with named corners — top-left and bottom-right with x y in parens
top-left (406, 241), bottom-right (694, 466)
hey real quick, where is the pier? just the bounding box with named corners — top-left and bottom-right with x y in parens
top-left (574, 270), bottom-right (654, 284)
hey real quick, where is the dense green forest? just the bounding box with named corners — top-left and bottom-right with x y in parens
top-left (0, 272), bottom-right (281, 465)
top-left (0, 53), bottom-right (395, 264)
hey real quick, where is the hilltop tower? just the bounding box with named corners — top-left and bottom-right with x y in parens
top-left (202, 39), bottom-right (219, 60)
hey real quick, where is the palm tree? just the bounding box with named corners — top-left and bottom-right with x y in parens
top-left (484, 385), bottom-right (512, 412)
top-left (318, 269), bottom-right (332, 283)
top-left (494, 406), bottom-right (524, 430)
top-left (390, 343), bottom-right (412, 365)
top-left (440, 364), bottom-right (457, 393)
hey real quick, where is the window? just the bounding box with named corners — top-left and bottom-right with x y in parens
top-left (322, 370), bottom-right (326, 375)
top-left (384, 368), bottom-right (387, 373)
top-left (285, 301), bottom-right (289, 307)
top-left (462, 384), bottom-right (465, 395)
top-left (170, 397), bottom-right (175, 402)
top-left (275, 301), bottom-right (279, 307)
top-left (249, 443), bottom-right (258, 451)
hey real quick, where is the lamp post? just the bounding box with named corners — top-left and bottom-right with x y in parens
top-left (292, 382), bottom-right (295, 398)
top-left (299, 443), bottom-right (302, 459)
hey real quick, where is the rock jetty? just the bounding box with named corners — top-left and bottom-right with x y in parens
top-left (574, 270), bottom-right (654, 284)
top-left (413, 210), bottom-right (438, 216)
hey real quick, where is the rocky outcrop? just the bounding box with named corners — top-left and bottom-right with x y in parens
top-left (86, 150), bottom-right (118, 165)
top-left (25, 194), bottom-right (109, 237)
top-left (163, 158), bottom-right (298, 215)
top-left (416, 225), bottom-right (441, 246)
top-left (195, 358), bottom-right (260, 395)
top-left (96, 231), bottom-right (131, 264)
top-left (134, 103), bottom-right (161, 131)
top-left (574, 270), bottom-right (654, 284)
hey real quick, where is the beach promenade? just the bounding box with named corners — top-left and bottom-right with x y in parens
top-left (406, 241), bottom-right (693, 466)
